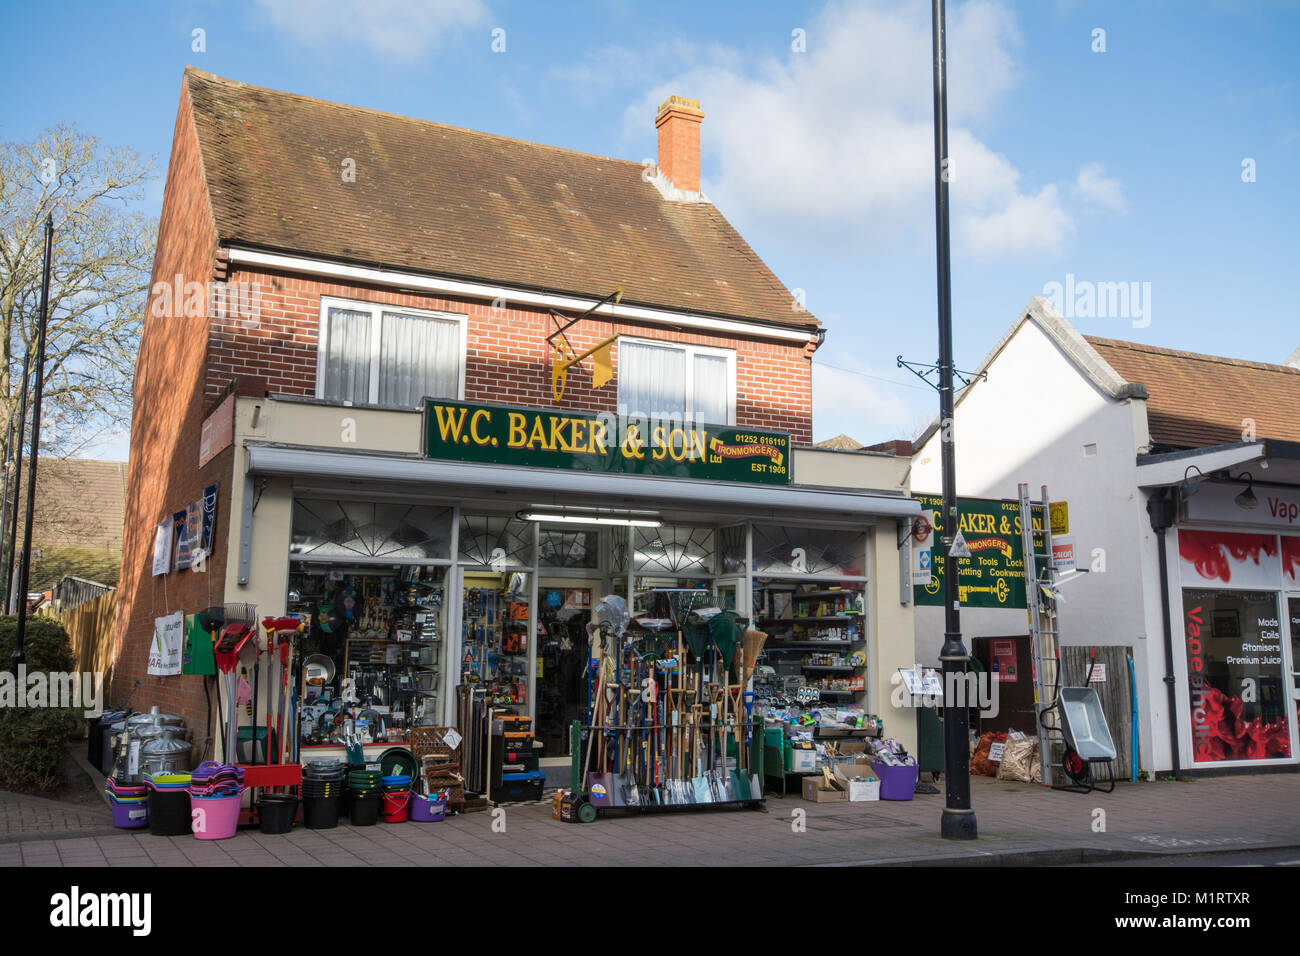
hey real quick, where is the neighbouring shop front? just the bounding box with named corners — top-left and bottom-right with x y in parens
top-left (233, 396), bottom-right (919, 793)
top-left (1174, 481), bottom-right (1300, 767)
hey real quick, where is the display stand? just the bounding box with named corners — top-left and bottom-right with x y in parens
top-left (560, 591), bottom-right (766, 822)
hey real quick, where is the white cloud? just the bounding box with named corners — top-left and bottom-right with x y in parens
top-left (603, 1), bottom-right (1081, 260)
top-left (1073, 162), bottom-right (1127, 212)
top-left (253, 0), bottom-right (487, 60)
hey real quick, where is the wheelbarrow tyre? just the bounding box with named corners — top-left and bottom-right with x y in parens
top-left (577, 801), bottom-right (598, 824)
top-left (1062, 748), bottom-right (1089, 785)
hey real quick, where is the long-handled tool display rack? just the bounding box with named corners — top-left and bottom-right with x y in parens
top-left (561, 590), bottom-right (766, 823)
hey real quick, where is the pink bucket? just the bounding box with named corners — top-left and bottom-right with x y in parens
top-left (191, 790), bottom-right (244, 840)
top-left (381, 790), bottom-right (411, 823)
top-left (409, 793), bottom-right (447, 822)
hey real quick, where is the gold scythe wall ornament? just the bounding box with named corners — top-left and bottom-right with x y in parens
top-left (546, 287), bottom-right (623, 402)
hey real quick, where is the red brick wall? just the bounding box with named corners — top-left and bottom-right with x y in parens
top-left (206, 269), bottom-right (814, 441)
top-left (114, 82), bottom-right (234, 748)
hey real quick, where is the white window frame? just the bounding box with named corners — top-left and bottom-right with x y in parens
top-left (616, 335), bottom-right (737, 426)
top-left (317, 295), bottom-right (468, 406)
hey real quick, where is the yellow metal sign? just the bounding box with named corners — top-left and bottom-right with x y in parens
top-left (1050, 501), bottom-right (1069, 536)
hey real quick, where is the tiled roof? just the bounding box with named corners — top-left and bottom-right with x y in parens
top-left (20, 458), bottom-right (127, 550)
top-left (813, 434), bottom-right (864, 450)
top-left (1086, 337), bottom-right (1300, 449)
top-left (183, 68), bottom-right (818, 330)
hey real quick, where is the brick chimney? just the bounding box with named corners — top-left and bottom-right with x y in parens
top-left (655, 96), bottom-right (704, 194)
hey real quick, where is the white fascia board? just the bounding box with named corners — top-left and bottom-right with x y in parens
top-left (226, 246), bottom-right (813, 344)
top-left (1135, 443), bottom-right (1265, 488)
top-left (244, 443), bottom-right (920, 520)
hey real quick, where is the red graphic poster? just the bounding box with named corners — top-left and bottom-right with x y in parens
top-left (1184, 589), bottom-right (1291, 763)
top-left (1282, 536), bottom-right (1300, 585)
top-left (991, 639), bottom-right (1018, 683)
top-left (1178, 529), bottom-right (1280, 588)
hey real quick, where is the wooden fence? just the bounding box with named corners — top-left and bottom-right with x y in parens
top-left (40, 589), bottom-right (118, 688)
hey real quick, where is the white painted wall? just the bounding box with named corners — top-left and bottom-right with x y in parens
top-left (910, 317), bottom-right (1170, 771)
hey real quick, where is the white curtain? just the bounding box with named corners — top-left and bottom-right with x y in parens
top-left (693, 353), bottom-right (728, 425)
top-left (379, 312), bottom-right (461, 406)
top-left (324, 307), bottom-right (371, 404)
top-left (619, 341), bottom-right (687, 417)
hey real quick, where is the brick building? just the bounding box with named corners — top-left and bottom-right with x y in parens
top-left (117, 68), bottom-right (920, 767)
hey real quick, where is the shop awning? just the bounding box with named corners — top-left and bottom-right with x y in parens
top-left (1136, 439), bottom-right (1300, 488)
top-left (244, 443), bottom-right (920, 521)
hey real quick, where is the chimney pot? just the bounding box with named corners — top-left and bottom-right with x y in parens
top-left (655, 96), bottom-right (704, 194)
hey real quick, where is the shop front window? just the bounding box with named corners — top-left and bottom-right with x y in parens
top-left (538, 527), bottom-right (599, 569)
top-left (458, 514), bottom-right (534, 568)
top-left (751, 524), bottom-right (866, 577)
top-left (718, 524), bottom-right (747, 575)
top-left (632, 524), bottom-right (715, 575)
top-left (290, 499), bottom-right (453, 561)
top-left (1183, 588), bottom-right (1291, 762)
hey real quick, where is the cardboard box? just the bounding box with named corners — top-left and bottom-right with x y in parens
top-left (834, 766), bottom-right (881, 802)
top-left (802, 775), bottom-right (847, 803)
top-left (838, 740), bottom-right (869, 755)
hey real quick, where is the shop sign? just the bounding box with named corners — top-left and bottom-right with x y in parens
top-left (991, 639), bottom-right (1018, 683)
top-left (1050, 501), bottom-right (1069, 536)
top-left (423, 400), bottom-right (791, 485)
top-left (912, 494), bottom-right (1044, 609)
top-left (1185, 481), bottom-right (1300, 529)
top-left (1051, 536), bottom-right (1076, 572)
top-left (152, 520), bottom-right (173, 576)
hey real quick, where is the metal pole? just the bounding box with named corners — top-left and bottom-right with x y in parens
top-left (12, 215), bottom-right (52, 677)
top-left (0, 418), bottom-right (14, 603)
top-left (932, 0), bottom-right (977, 840)
top-left (5, 351), bottom-right (31, 614)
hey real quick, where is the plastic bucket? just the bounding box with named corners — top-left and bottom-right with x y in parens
top-left (350, 793), bottom-right (381, 827)
top-left (147, 786), bottom-right (193, 836)
top-left (303, 794), bottom-right (340, 830)
top-left (381, 790), bottom-right (411, 823)
top-left (871, 761), bottom-right (919, 801)
top-left (257, 794), bottom-right (299, 834)
top-left (409, 793), bottom-right (446, 823)
top-left (112, 800), bottom-right (150, 829)
top-left (191, 791), bottom-right (243, 840)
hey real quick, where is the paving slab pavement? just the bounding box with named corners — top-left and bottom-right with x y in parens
top-left (5, 770), bottom-right (1296, 866)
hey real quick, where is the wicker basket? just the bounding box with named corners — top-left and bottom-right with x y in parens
top-left (411, 726), bottom-right (462, 765)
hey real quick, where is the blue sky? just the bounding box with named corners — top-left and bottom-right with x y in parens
top-left (2, 0), bottom-right (1297, 457)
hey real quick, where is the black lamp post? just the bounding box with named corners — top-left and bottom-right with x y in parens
top-left (12, 215), bottom-right (52, 677)
top-left (931, 0), bottom-right (977, 840)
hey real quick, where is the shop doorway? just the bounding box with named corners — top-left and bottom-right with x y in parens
top-left (458, 570), bottom-right (533, 709)
top-left (536, 578), bottom-right (601, 756)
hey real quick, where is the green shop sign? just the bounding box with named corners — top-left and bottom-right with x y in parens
top-left (423, 399), bottom-right (791, 485)
top-left (912, 494), bottom-right (1045, 610)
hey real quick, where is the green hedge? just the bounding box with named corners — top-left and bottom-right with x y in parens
top-left (0, 616), bottom-right (80, 793)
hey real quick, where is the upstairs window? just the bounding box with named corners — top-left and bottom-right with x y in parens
top-left (617, 338), bottom-right (735, 425)
top-left (318, 297), bottom-right (466, 407)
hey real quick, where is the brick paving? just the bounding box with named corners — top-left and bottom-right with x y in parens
top-left (3, 771), bottom-right (1297, 866)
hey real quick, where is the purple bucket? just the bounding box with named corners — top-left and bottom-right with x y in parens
top-left (871, 760), bottom-right (919, 801)
top-left (111, 801), bottom-right (150, 829)
top-left (409, 793), bottom-right (447, 822)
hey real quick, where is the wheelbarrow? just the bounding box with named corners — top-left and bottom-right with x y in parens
top-left (1051, 686), bottom-right (1117, 793)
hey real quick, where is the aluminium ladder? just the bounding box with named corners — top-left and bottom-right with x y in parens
top-left (1018, 483), bottom-right (1064, 787)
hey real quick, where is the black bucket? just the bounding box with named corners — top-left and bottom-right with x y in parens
top-left (147, 788), bottom-right (192, 837)
top-left (302, 795), bottom-right (340, 830)
top-left (257, 794), bottom-right (299, 834)
top-left (350, 792), bottom-right (381, 827)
